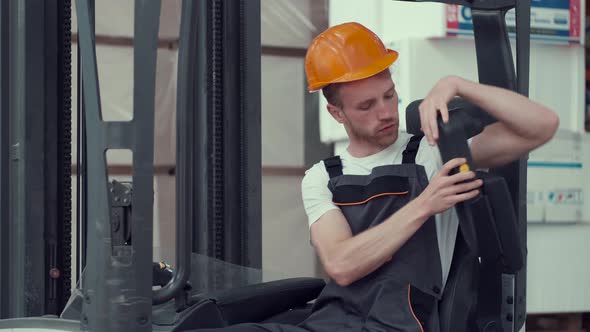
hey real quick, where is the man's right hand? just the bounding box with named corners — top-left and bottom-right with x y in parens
top-left (417, 157), bottom-right (483, 216)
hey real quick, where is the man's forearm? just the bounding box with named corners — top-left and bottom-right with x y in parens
top-left (323, 197), bottom-right (430, 286)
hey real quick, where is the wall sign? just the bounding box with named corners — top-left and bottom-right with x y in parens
top-left (446, 0), bottom-right (583, 44)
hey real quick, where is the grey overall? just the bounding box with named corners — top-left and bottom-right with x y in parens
top-left (195, 136), bottom-right (444, 332)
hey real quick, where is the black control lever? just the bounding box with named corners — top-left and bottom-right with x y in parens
top-left (405, 97), bottom-right (493, 173)
top-left (406, 97), bottom-right (491, 253)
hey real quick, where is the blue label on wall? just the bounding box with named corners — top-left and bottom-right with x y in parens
top-left (446, 0), bottom-right (582, 44)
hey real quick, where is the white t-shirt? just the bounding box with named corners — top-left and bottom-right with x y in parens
top-left (301, 132), bottom-right (459, 288)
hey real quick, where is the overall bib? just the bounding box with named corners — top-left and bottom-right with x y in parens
top-left (299, 136), bottom-right (443, 332)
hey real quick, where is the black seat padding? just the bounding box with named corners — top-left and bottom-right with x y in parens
top-left (155, 278), bottom-right (325, 331)
top-left (206, 277), bottom-right (325, 326)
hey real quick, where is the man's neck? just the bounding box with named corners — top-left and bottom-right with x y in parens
top-left (346, 139), bottom-right (396, 158)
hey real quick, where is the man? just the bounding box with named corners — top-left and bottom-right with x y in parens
top-left (195, 22), bottom-right (558, 332)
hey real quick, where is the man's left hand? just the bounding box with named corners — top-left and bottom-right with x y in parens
top-left (419, 76), bottom-right (461, 145)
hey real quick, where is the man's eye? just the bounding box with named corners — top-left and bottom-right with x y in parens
top-left (359, 103), bottom-right (372, 110)
top-left (385, 91), bottom-right (396, 99)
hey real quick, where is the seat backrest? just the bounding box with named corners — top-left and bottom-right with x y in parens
top-left (474, 172), bottom-right (523, 272)
top-left (405, 99), bottom-right (524, 332)
top-left (439, 231), bottom-right (479, 332)
top-left (440, 172), bottom-right (524, 332)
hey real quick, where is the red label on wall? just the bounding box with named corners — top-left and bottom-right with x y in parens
top-left (570, 0), bottom-right (580, 38)
top-left (446, 5), bottom-right (459, 30)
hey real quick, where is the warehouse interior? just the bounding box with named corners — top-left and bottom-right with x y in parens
top-left (0, 0), bottom-right (589, 331)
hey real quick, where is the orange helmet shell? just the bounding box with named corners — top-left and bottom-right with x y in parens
top-left (305, 22), bottom-right (399, 92)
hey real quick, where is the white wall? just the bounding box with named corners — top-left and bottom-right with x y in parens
top-left (262, 175), bottom-right (318, 280)
top-left (330, 0), bottom-right (447, 41)
top-left (261, 0), bottom-right (319, 48)
top-left (261, 56), bottom-right (305, 167)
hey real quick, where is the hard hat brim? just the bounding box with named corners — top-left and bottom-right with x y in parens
top-left (308, 49), bottom-right (399, 92)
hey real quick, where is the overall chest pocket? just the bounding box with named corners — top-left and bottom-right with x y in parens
top-left (332, 175), bottom-right (412, 235)
top-left (332, 175), bottom-right (410, 206)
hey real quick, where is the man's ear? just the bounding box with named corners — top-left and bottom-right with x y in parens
top-left (327, 104), bottom-right (345, 124)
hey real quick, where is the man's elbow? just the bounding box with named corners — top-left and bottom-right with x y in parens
top-left (539, 111), bottom-right (560, 144)
top-left (324, 260), bottom-right (354, 287)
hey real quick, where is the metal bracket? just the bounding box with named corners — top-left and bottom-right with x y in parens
top-left (108, 180), bottom-right (132, 247)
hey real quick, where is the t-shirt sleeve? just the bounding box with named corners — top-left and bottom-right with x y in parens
top-left (301, 162), bottom-right (339, 228)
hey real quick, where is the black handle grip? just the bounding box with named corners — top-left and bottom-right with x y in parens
top-left (405, 97), bottom-right (493, 139)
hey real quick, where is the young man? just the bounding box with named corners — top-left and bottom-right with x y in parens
top-left (194, 22), bottom-right (558, 332)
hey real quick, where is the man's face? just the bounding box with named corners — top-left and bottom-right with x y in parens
top-left (336, 72), bottom-right (399, 149)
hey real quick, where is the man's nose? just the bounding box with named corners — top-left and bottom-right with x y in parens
top-left (376, 101), bottom-right (394, 120)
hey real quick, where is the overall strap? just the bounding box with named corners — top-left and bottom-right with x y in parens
top-left (402, 135), bottom-right (423, 164)
top-left (323, 156), bottom-right (343, 179)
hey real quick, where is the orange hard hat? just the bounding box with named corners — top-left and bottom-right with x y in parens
top-left (305, 22), bottom-right (399, 92)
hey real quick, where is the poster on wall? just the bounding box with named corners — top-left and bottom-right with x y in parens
top-left (446, 0), bottom-right (584, 44)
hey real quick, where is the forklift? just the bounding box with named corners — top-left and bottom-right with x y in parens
top-left (0, 0), bottom-right (530, 331)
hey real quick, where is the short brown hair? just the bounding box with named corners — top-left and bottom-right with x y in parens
top-left (321, 68), bottom-right (392, 109)
top-left (322, 83), bottom-right (343, 108)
